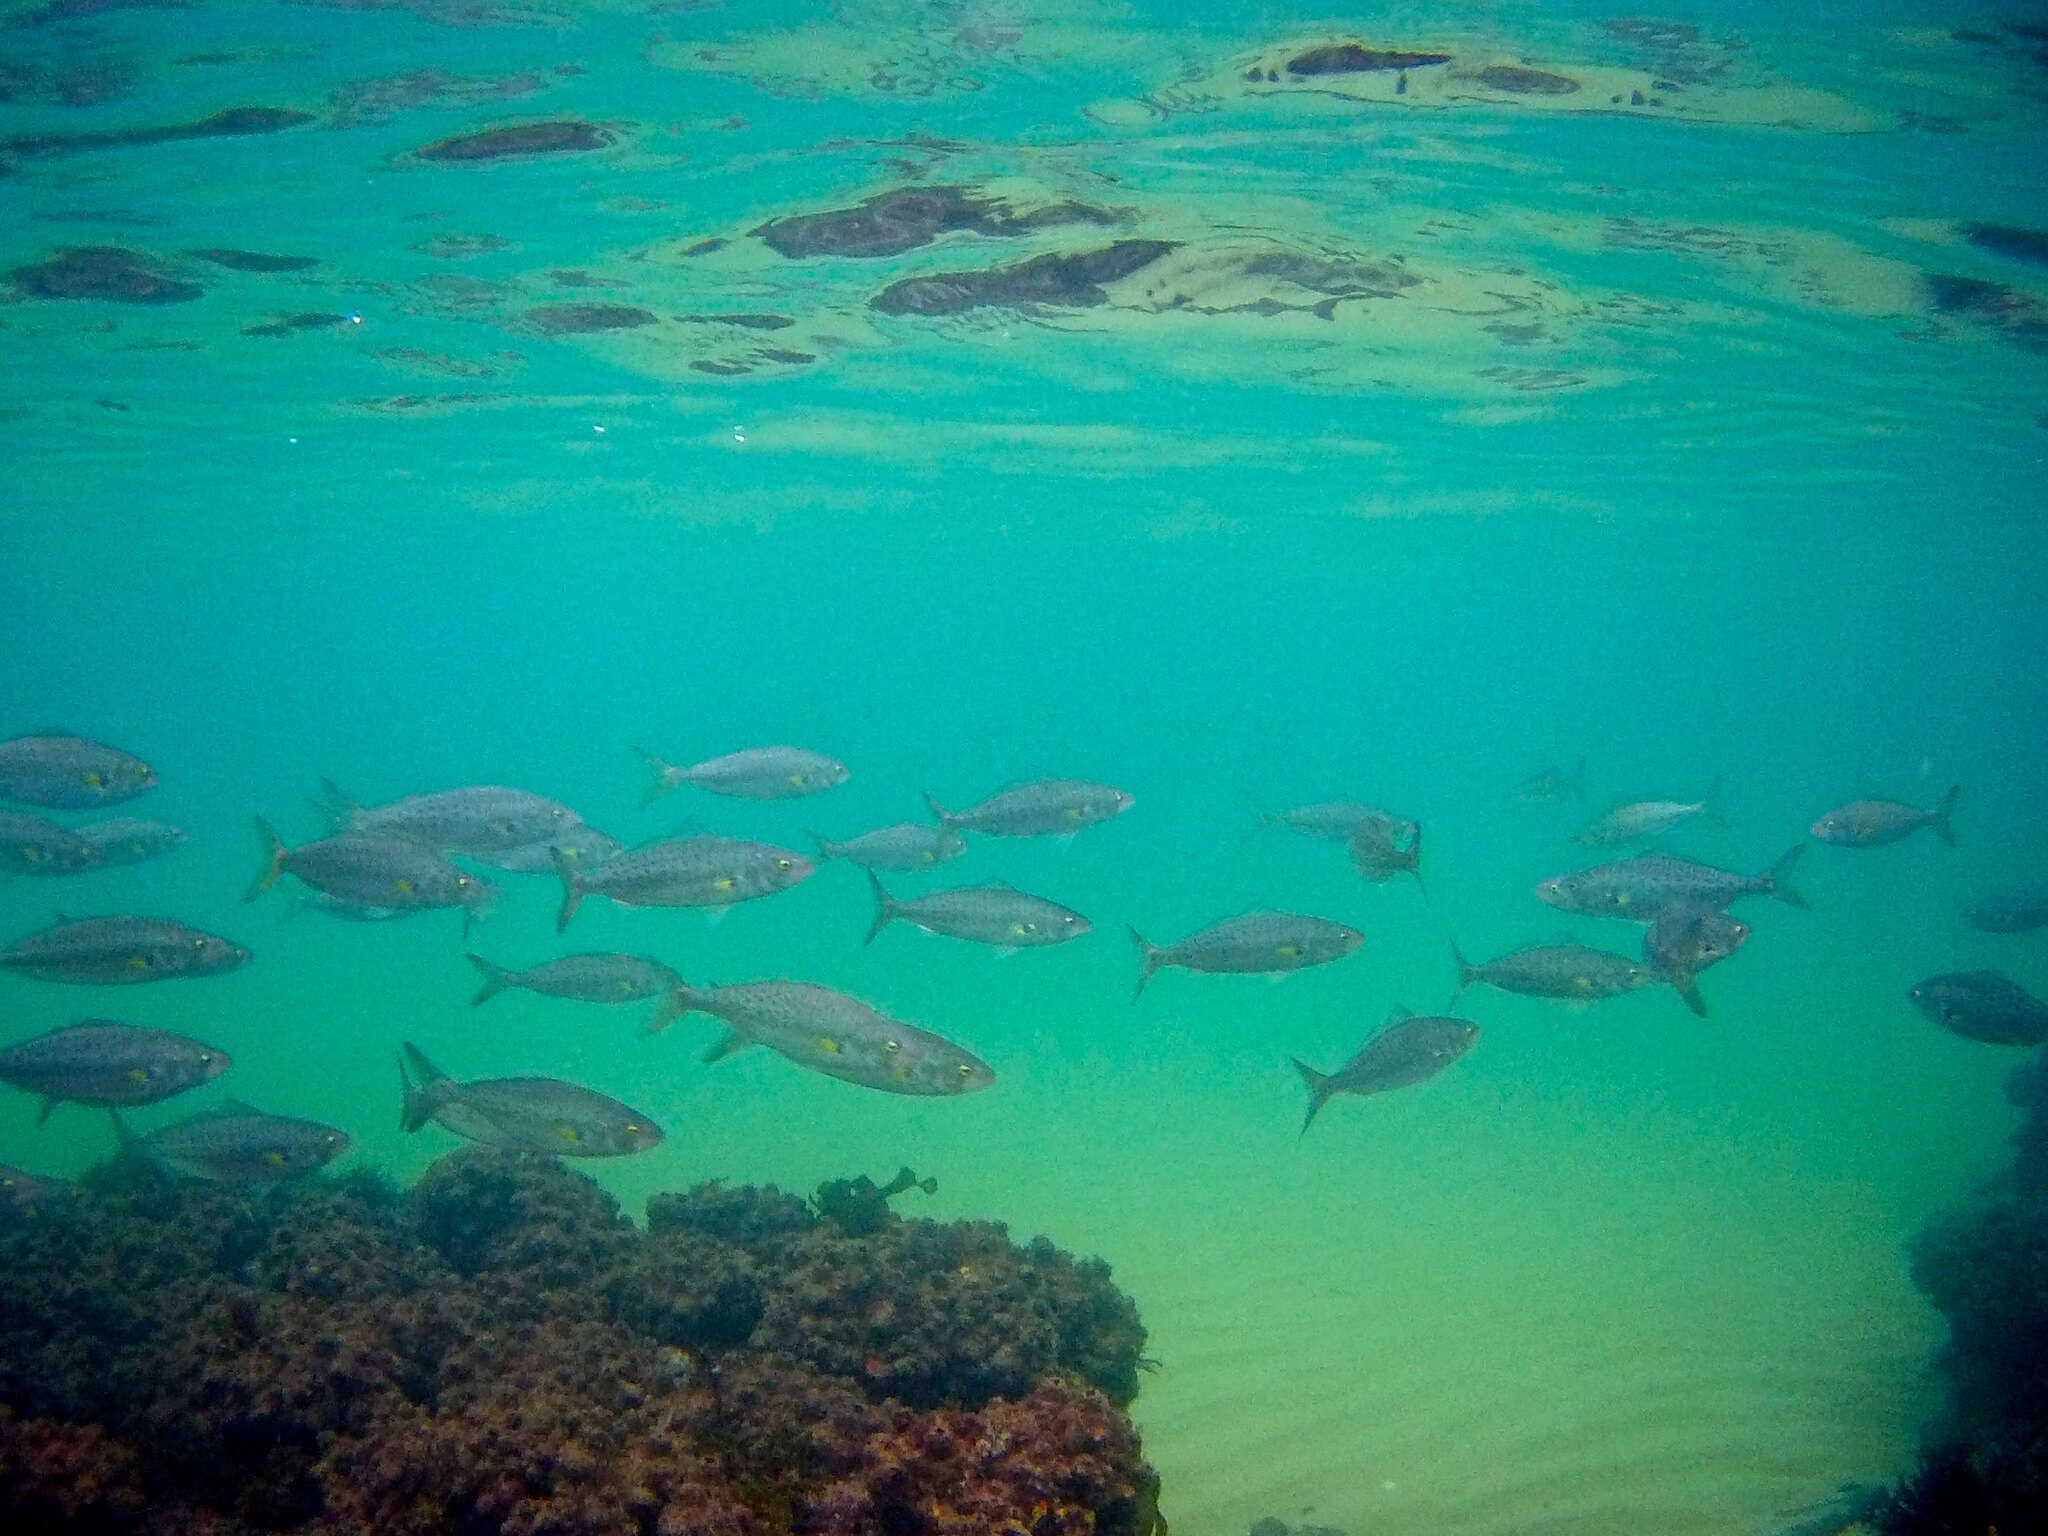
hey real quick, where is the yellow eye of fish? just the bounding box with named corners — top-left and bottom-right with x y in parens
top-left (192, 938), bottom-right (206, 949)
top-left (625, 1123), bottom-right (642, 1135)
top-left (884, 1039), bottom-right (901, 1052)
top-left (456, 876), bottom-right (472, 889)
top-left (776, 858), bottom-right (792, 870)
top-left (956, 1064), bottom-right (974, 1077)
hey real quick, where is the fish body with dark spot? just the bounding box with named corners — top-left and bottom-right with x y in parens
top-left (1451, 941), bottom-right (1651, 1004)
top-left (320, 780), bottom-right (587, 858)
top-left (1812, 787), bottom-right (1958, 847)
top-left (1262, 800), bottom-right (1416, 844)
top-left (926, 778), bottom-right (1133, 837)
top-left (1966, 885), bottom-right (2048, 933)
top-left (0, 734), bottom-right (154, 808)
top-left (1909, 971), bottom-right (2048, 1045)
top-left (1642, 907), bottom-right (1749, 1016)
top-left (679, 980), bottom-right (996, 1095)
top-left (555, 836), bottom-right (813, 930)
top-left (866, 872), bottom-right (1088, 951)
top-left (73, 817), bottom-right (184, 867)
top-left (398, 1042), bottom-right (662, 1155)
top-left (468, 951), bottom-right (683, 1027)
top-left (130, 1103), bottom-right (349, 1184)
top-left (636, 745), bottom-right (848, 803)
top-left (0, 811), bottom-right (100, 875)
top-left (248, 818), bottom-right (495, 916)
top-left (817, 822), bottom-right (968, 871)
top-left (0, 916), bottom-right (249, 984)
top-left (1130, 911), bottom-right (1361, 997)
top-left (1293, 1011), bottom-right (1478, 1131)
top-left (1535, 846), bottom-right (1806, 921)
top-left (0, 1019), bottom-right (230, 1120)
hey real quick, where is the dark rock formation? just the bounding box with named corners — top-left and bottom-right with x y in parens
top-left (0, 1149), bottom-right (1158, 1536)
top-left (416, 120), bottom-right (611, 162)
top-left (0, 107), bottom-right (311, 158)
top-left (8, 246), bottom-right (201, 302)
top-left (755, 187), bottom-right (1117, 260)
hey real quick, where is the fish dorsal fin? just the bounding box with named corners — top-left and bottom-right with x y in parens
top-left (206, 1099), bottom-right (264, 1119)
top-left (1386, 1005), bottom-right (1415, 1025)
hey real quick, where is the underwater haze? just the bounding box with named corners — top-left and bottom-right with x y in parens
top-left (3, 0), bottom-right (2047, 1531)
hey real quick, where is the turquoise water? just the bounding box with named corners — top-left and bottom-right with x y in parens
top-left (4, 0), bottom-right (2047, 1530)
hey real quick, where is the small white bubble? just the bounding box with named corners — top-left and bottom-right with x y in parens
top-left (287, 436), bottom-right (298, 445)
top-left (593, 424), bottom-right (606, 434)
top-left (348, 313), bottom-right (362, 325)
top-left (732, 425), bottom-right (746, 444)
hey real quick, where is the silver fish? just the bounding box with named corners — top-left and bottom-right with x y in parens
top-left (487, 824), bottom-right (622, 875)
top-left (1908, 971), bottom-right (2048, 1046)
top-left (1573, 780), bottom-right (1722, 846)
top-left (816, 822), bottom-right (968, 871)
top-left (1515, 759), bottom-right (1585, 803)
top-left (1812, 787), bottom-right (1958, 848)
top-left (865, 872), bottom-right (1089, 951)
top-left (1260, 801), bottom-right (1417, 844)
top-left (0, 915), bottom-right (250, 984)
top-left (1129, 911), bottom-right (1362, 998)
top-left (636, 745), bottom-right (848, 803)
top-left (467, 951), bottom-right (684, 1029)
top-left (1535, 847), bottom-right (1806, 922)
top-left (0, 1019), bottom-right (231, 1121)
top-left (1348, 820), bottom-right (1424, 892)
top-left (0, 734), bottom-right (155, 809)
top-left (1642, 907), bottom-right (1749, 1017)
top-left (1965, 885), bottom-right (2048, 933)
top-left (1450, 941), bottom-right (1652, 1004)
top-left (74, 817), bottom-right (185, 868)
top-left (0, 810), bottom-right (100, 875)
top-left (248, 818), bottom-right (496, 918)
top-left (676, 980), bottom-right (996, 1096)
top-left (925, 778), bottom-right (1133, 838)
top-left (320, 780), bottom-right (587, 855)
top-left (1292, 1010), bottom-right (1478, 1133)
top-left (554, 835), bottom-right (813, 930)
top-left (398, 1042), bottom-right (663, 1156)
top-left (130, 1102), bottom-right (350, 1183)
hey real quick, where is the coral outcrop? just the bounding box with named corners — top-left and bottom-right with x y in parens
top-left (0, 1152), bottom-right (1158, 1536)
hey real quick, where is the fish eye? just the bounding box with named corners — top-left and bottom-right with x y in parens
top-left (884, 1039), bottom-right (901, 1052)
top-left (191, 937), bottom-right (207, 950)
top-left (199, 1051), bottom-right (214, 1063)
top-left (456, 875), bottom-right (472, 889)
top-left (776, 857), bottom-right (793, 870)
top-left (957, 1064), bottom-right (974, 1077)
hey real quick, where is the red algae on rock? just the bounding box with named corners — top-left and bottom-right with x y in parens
top-left (0, 1149), bottom-right (1160, 1536)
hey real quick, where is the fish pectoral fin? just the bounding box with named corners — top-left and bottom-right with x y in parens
top-left (701, 1029), bottom-right (751, 1065)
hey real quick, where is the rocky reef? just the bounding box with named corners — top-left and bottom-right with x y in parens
top-left (1876, 1048), bottom-right (2048, 1530)
top-left (0, 1150), bottom-right (1159, 1536)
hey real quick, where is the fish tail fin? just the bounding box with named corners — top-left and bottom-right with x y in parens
top-left (809, 830), bottom-right (837, 862)
top-left (1702, 776), bottom-right (1728, 827)
top-left (466, 953), bottom-right (510, 1006)
top-left (245, 816), bottom-right (287, 902)
top-left (632, 747), bottom-right (678, 808)
top-left (397, 1042), bottom-right (444, 1134)
top-left (1449, 940), bottom-right (1475, 1007)
top-left (1675, 976), bottom-right (1707, 1017)
top-left (1766, 843), bottom-right (1809, 910)
top-left (551, 846), bottom-right (586, 933)
top-left (921, 792), bottom-right (957, 830)
top-left (643, 983), bottom-right (699, 1037)
top-left (1291, 1057), bottom-right (1336, 1136)
top-left (863, 870), bottom-right (898, 946)
top-left (1128, 927), bottom-right (1163, 1000)
top-left (1932, 785), bottom-right (1960, 847)
top-left (316, 777), bottom-right (363, 831)
top-left (1407, 824), bottom-right (1427, 898)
